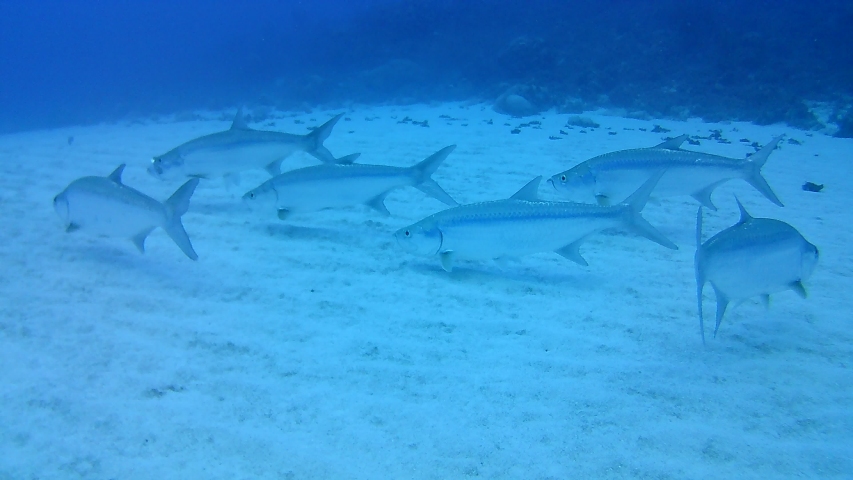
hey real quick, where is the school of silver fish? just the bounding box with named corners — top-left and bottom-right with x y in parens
top-left (53, 109), bottom-right (818, 343)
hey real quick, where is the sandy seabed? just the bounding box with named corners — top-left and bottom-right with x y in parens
top-left (1, 102), bottom-right (850, 479)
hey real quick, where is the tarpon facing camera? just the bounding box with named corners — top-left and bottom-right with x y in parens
top-left (694, 200), bottom-right (818, 343)
top-left (242, 147), bottom-right (458, 219)
top-left (395, 171), bottom-right (677, 272)
top-left (148, 109), bottom-right (345, 181)
top-left (549, 135), bottom-right (784, 209)
top-left (54, 165), bottom-right (200, 260)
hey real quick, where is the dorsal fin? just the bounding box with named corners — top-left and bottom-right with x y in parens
top-left (230, 107), bottom-right (250, 130)
top-left (735, 197), bottom-right (753, 224)
top-left (510, 176), bottom-right (541, 201)
top-left (335, 153), bottom-right (361, 165)
top-left (654, 134), bottom-right (689, 150)
top-left (108, 164), bottom-right (126, 184)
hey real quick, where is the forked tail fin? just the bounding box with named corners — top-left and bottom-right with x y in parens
top-left (744, 136), bottom-right (784, 207)
top-left (163, 178), bottom-right (200, 260)
top-left (409, 145), bottom-right (459, 206)
top-left (305, 113), bottom-right (345, 164)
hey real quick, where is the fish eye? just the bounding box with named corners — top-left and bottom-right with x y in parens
top-left (248, 192), bottom-right (255, 199)
top-left (560, 174), bottom-right (567, 182)
top-left (404, 230), bottom-right (411, 237)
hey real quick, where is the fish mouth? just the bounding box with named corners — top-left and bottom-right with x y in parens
top-left (241, 192), bottom-right (259, 210)
top-left (546, 178), bottom-right (559, 191)
top-left (147, 162), bottom-right (163, 179)
top-left (393, 228), bottom-right (409, 246)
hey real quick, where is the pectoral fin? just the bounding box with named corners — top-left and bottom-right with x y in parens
top-left (790, 281), bottom-right (808, 298)
top-left (65, 223), bottom-right (80, 233)
top-left (277, 209), bottom-right (290, 220)
top-left (440, 251), bottom-right (454, 272)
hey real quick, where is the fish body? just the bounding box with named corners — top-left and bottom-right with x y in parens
top-left (54, 165), bottom-right (199, 259)
top-left (694, 201), bottom-right (818, 342)
top-left (243, 146), bottom-right (458, 218)
top-left (549, 135), bottom-right (784, 209)
top-left (396, 172), bottom-right (677, 272)
top-left (148, 109), bottom-right (344, 181)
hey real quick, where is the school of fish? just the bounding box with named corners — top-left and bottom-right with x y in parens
top-left (53, 109), bottom-right (819, 343)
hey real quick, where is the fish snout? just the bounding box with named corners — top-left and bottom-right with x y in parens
top-left (241, 188), bottom-right (276, 213)
top-left (801, 242), bottom-right (820, 279)
top-left (394, 228), bottom-right (411, 248)
top-left (148, 155), bottom-right (184, 180)
top-left (394, 225), bottom-right (442, 256)
top-left (241, 190), bottom-right (258, 209)
top-left (147, 159), bottom-right (164, 179)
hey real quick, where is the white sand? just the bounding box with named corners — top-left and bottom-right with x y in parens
top-left (1, 103), bottom-right (850, 479)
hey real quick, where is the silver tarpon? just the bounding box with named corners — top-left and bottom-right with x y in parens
top-left (549, 135), bottom-right (784, 209)
top-left (54, 164), bottom-right (200, 260)
top-left (242, 146), bottom-right (459, 218)
top-left (395, 172), bottom-right (677, 272)
top-left (694, 200), bottom-right (818, 343)
top-left (148, 109), bottom-right (345, 181)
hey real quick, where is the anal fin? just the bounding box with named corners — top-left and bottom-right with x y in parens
top-left (264, 160), bottom-right (283, 176)
top-left (555, 239), bottom-right (589, 266)
top-left (131, 228), bottom-right (155, 254)
top-left (366, 194), bottom-right (390, 216)
top-left (691, 182), bottom-right (725, 211)
top-left (712, 285), bottom-right (730, 338)
top-left (416, 179), bottom-right (458, 206)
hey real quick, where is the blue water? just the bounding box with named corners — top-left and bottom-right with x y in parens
top-left (2, 2), bottom-right (852, 478)
top-left (2, 0), bottom-right (852, 133)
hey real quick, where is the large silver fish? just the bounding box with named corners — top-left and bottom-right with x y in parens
top-left (694, 200), bottom-right (818, 343)
top-left (549, 135), bottom-right (784, 210)
top-left (54, 165), bottom-right (200, 260)
top-left (148, 109), bottom-right (344, 181)
top-left (242, 146), bottom-right (458, 219)
top-left (395, 172), bottom-right (677, 272)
